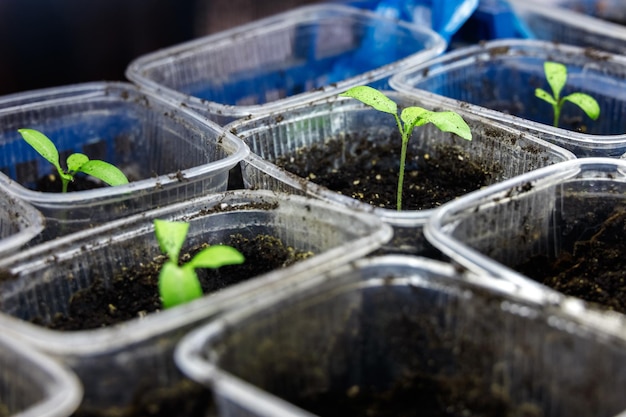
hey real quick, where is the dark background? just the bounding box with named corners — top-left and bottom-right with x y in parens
top-left (0, 0), bottom-right (324, 96)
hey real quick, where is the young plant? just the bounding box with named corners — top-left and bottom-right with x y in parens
top-left (339, 86), bottom-right (472, 211)
top-left (17, 128), bottom-right (129, 193)
top-left (535, 61), bottom-right (600, 128)
top-left (154, 219), bottom-right (245, 309)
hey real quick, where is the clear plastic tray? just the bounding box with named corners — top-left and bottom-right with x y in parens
top-left (229, 91), bottom-right (575, 255)
top-left (390, 39), bottom-right (626, 157)
top-left (508, 0), bottom-right (626, 55)
top-left (425, 157), bottom-right (626, 302)
top-left (0, 81), bottom-right (249, 241)
top-left (0, 189), bottom-right (44, 257)
top-left (125, 4), bottom-right (446, 125)
top-left (176, 255), bottom-right (626, 417)
top-left (0, 189), bottom-right (391, 413)
top-left (0, 332), bottom-right (82, 417)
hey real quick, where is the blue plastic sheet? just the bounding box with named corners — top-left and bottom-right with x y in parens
top-left (342, 0), bottom-right (479, 42)
top-left (326, 0), bottom-right (477, 85)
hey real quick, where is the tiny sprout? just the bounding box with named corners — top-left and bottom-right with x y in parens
top-left (339, 86), bottom-right (472, 211)
top-left (535, 61), bottom-right (600, 128)
top-left (154, 219), bottom-right (244, 309)
top-left (18, 128), bottom-right (129, 193)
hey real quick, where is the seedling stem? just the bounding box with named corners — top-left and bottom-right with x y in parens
top-left (340, 86), bottom-right (472, 210)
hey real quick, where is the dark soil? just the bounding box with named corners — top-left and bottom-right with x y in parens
top-left (36, 234), bottom-right (313, 331)
top-left (487, 100), bottom-right (592, 134)
top-left (515, 206), bottom-right (626, 314)
top-left (35, 172), bottom-right (105, 192)
top-left (275, 133), bottom-right (497, 210)
top-left (72, 379), bottom-right (214, 417)
top-left (233, 287), bottom-right (542, 417)
top-left (292, 371), bottom-right (539, 417)
top-left (32, 234), bottom-right (311, 417)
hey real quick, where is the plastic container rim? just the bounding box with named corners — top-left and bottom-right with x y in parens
top-left (229, 92), bottom-right (576, 227)
top-left (424, 157), bottom-right (626, 294)
top-left (0, 333), bottom-right (83, 417)
top-left (0, 192), bottom-right (45, 258)
top-left (125, 3), bottom-right (447, 119)
top-left (0, 189), bottom-right (393, 356)
top-left (175, 253), bottom-right (626, 417)
top-left (390, 38), bottom-right (626, 145)
top-left (507, 0), bottom-right (626, 41)
top-left (0, 81), bottom-right (250, 205)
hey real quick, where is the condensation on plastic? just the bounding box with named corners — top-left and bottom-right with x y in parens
top-left (176, 255), bottom-right (626, 417)
top-left (425, 158), bottom-right (626, 302)
top-left (390, 39), bottom-right (626, 157)
top-left (228, 91), bottom-right (575, 255)
top-left (508, 0), bottom-right (626, 55)
top-left (125, 4), bottom-right (447, 125)
top-left (0, 189), bottom-right (391, 413)
top-left (0, 190), bottom-right (44, 257)
top-left (0, 82), bottom-right (249, 241)
top-left (0, 333), bottom-right (82, 417)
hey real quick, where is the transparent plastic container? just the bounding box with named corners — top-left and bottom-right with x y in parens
top-left (229, 91), bottom-right (575, 255)
top-left (390, 39), bottom-right (626, 157)
top-left (0, 190), bottom-right (391, 414)
top-left (0, 81), bottom-right (249, 241)
top-left (176, 255), bottom-right (626, 417)
top-left (0, 189), bottom-right (44, 257)
top-left (508, 0), bottom-right (626, 55)
top-left (425, 158), bottom-right (626, 303)
top-left (125, 4), bottom-right (446, 125)
top-left (0, 332), bottom-right (82, 417)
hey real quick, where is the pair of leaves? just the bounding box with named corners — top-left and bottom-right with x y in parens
top-left (535, 61), bottom-right (600, 125)
top-left (339, 85), bottom-right (473, 211)
top-left (18, 128), bottom-right (128, 188)
top-left (339, 86), bottom-right (472, 141)
top-left (154, 219), bottom-right (245, 309)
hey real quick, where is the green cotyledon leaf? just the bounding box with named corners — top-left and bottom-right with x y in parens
top-left (339, 85), bottom-right (398, 115)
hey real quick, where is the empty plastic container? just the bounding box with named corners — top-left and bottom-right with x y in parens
top-left (176, 255), bottom-right (626, 417)
top-left (0, 190), bottom-right (391, 414)
top-left (0, 331), bottom-right (82, 417)
top-left (424, 157), bottom-right (626, 308)
top-left (0, 82), bottom-right (249, 240)
top-left (229, 91), bottom-right (575, 255)
top-left (0, 189), bottom-right (44, 257)
top-left (125, 4), bottom-right (446, 125)
top-left (390, 39), bottom-right (626, 157)
top-left (508, 0), bottom-right (626, 55)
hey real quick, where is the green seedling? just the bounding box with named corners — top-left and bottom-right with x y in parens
top-left (18, 128), bottom-right (129, 193)
top-left (154, 219), bottom-right (245, 309)
top-left (535, 61), bottom-right (600, 128)
top-left (339, 86), bottom-right (472, 211)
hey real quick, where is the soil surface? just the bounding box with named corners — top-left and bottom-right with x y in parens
top-left (35, 234), bottom-right (313, 331)
top-left (515, 206), bottom-right (626, 314)
top-left (73, 380), bottom-right (214, 417)
top-left (275, 133), bottom-right (497, 210)
top-left (35, 172), bottom-right (105, 192)
top-left (486, 101), bottom-right (592, 134)
top-left (293, 371), bottom-right (540, 417)
top-left (238, 289), bottom-right (542, 417)
top-left (35, 234), bottom-right (311, 417)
